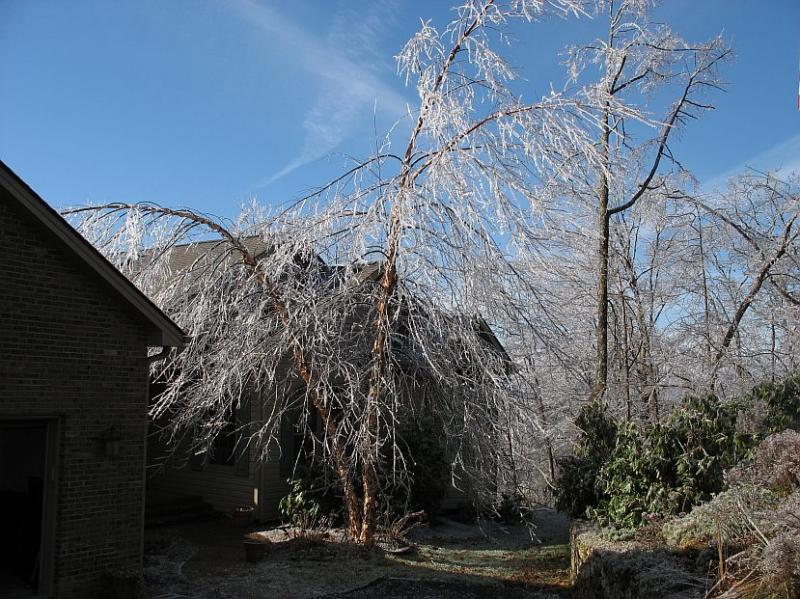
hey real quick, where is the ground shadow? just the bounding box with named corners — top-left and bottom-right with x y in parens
top-left (320, 577), bottom-right (566, 599)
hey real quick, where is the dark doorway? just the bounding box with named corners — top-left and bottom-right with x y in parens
top-left (0, 422), bottom-right (47, 596)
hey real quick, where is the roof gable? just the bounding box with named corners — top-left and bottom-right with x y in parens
top-left (0, 160), bottom-right (185, 348)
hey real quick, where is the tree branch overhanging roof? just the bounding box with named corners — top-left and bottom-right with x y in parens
top-left (0, 160), bottom-right (186, 348)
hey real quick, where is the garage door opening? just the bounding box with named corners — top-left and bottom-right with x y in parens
top-left (0, 421), bottom-right (53, 596)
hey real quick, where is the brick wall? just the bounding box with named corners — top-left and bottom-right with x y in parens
top-left (0, 195), bottom-right (151, 598)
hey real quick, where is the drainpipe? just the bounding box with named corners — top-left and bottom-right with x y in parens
top-left (256, 457), bottom-right (264, 523)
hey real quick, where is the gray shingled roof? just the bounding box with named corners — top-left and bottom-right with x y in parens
top-left (164, 236), bottom-right (273, 272)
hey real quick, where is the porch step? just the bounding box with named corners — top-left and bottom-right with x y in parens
top-left (145, 494), bottom-right (218, 528)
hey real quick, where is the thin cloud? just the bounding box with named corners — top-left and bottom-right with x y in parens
top-left (228, 0), bottom-right (410, 188)
top-left (702, 132), bottom-right (800, 192)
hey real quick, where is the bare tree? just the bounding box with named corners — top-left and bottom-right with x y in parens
top-left (67, 0), bottom-right (600, 544)
top-left (555, 0), bottom-right (729, 401)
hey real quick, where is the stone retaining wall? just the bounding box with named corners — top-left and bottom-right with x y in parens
top-left (569, 521), bottom-right (706, 599)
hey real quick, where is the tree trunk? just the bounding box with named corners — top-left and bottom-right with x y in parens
top-left (293, 352), bottom-right (362, 539)
top-left (362, 214), bottom-right (402, 545)
top-left (359, 453), bottom-right (379, 544)
top-left (591, 109), bottom-right (611, 402)
top-left (771, 321), bottom-right (777, 382)
top-left (620, 288), bottom-right (632, 421)
top-left (530, 363), bottom-right (556, 488)
top-left (696, 210), bottom-right (714, 372)
top-left (632, 289), bottom-right (658, 424)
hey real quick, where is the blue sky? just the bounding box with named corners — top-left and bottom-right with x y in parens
top-left (1, 1), bottom-right (798, 216)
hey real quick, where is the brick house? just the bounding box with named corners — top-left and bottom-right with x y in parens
top-left (0, 161), bottom-right (184, 597)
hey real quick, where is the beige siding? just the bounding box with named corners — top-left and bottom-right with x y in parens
top-left (148, 367), bottom-right (485, 521)
top-left (148, 399), bottom-right (263, 515)
top-left (147, 378), bottom-right (302, 522)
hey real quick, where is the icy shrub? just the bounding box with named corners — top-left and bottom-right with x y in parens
top-left (760, 531), bottom-right (800, 580)
top-left (598, 526), bottom-right (636, 542)
top-left (726, 429), bottom-right (800, 496)
top-left (572, 546), bottom-right (705, 599)
top-left (757, 490), bottom-right (800, 581)
top-left (664, 435), bottom-right (800, 597)
top-left (662, 484), bottom-right (780, 548)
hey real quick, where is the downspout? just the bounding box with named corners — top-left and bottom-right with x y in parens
top-left (140, 338), bottom-right (186, 572)
top-left (253, 394), bottom-right (264, 522)
top-left (146, 346), bottom-right (171, 364)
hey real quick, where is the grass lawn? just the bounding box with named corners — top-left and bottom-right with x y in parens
top-left (390, 534), bottom-right (570, 588)
top-left (144, 511), bottom-right (572, 599)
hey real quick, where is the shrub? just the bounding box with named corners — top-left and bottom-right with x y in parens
top-left (659, 395), bottom-right (752, 509)
top-left (591, 395), bottom-right (753, 528)
top-left (283, 455), bottom-right (345, 523)
top-left (555, 375), bottom-right (798, 530)
top-left (554, 401), bottom-right (618, 519)
top-left (589, 421), bottom-right (661, 529)
top-left (279, 478), bottom-right (323, 531)
top-left (749, 374), bottom-right (800, 433)
top-left (496, 492), bottom-right (530, 524)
